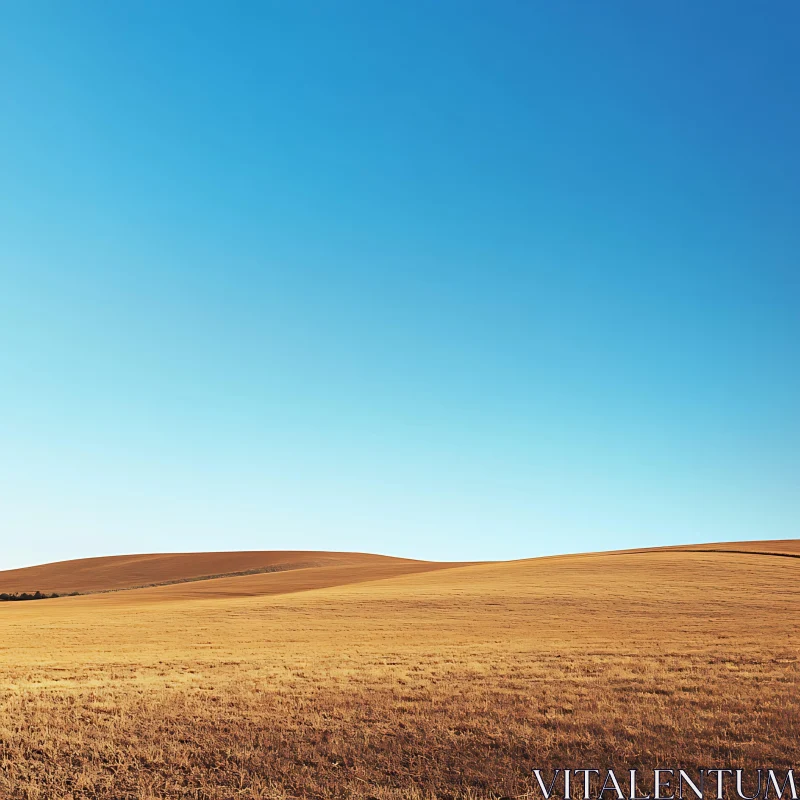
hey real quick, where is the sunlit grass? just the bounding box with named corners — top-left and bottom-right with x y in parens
top-left (0, 551), bottom-right (798, 799)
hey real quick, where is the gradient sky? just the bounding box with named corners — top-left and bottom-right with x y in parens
top-left (1, 2), bottom-right (799, 569)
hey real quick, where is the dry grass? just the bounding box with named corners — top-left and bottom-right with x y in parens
top-left (0, 547), bottom-right (798, 799)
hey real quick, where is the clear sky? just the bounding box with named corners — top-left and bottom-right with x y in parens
top-left (1, 2), bottom-right (798, 569)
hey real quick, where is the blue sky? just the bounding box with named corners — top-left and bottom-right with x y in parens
top-left (1, 2), bottom-right (798, 569)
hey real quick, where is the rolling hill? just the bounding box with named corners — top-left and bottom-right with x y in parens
top-left (0, 549), bottom-right (463, 596)
top-left (1, 539), bottom-right (797, 599)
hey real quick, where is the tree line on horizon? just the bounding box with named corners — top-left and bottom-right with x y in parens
top-left (0, 591), bottom-right (79, 601)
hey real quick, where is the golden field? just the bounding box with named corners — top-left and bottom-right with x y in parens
top-left (0, 543), bottom-right (798, 800)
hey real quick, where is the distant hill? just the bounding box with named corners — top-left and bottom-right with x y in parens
top-left (622, 539), bottom-right (800, 558)
top-left (1, 540), bottom-right (796, 601)
top-left (0, 550), bottom-right (458, 596)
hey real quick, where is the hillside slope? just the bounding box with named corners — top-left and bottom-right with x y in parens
top-left (611, 538), bottom-right (800, 559)
top-left (0, 550), bottom-right (445, 595)
top-left (2, 539), bottom-right (797, 599)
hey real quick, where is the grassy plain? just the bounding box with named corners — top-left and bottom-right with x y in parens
top-left (0, 544), bottom-right (798, 799)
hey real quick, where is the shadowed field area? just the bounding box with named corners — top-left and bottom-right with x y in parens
top-left (0, 543), bottom-right (798, 799)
